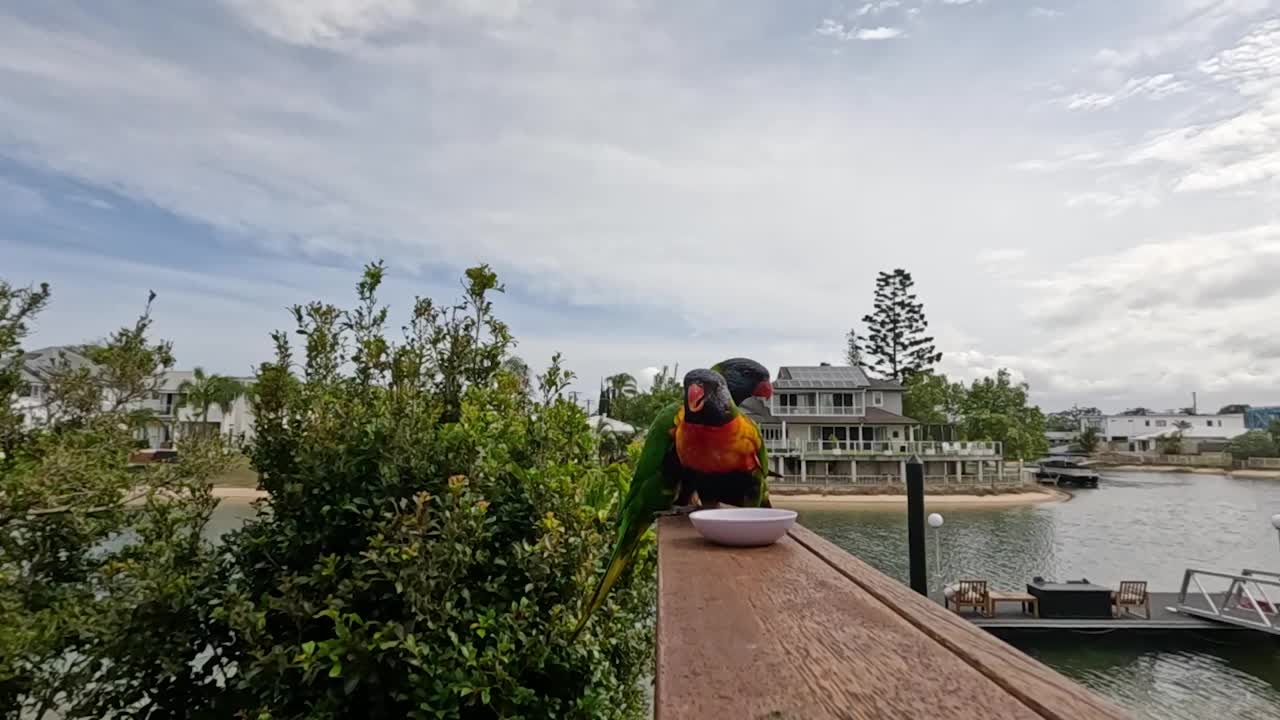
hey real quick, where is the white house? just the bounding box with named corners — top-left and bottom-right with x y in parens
top-left (12, 345), bottom-right (255, 448)
top-left (745, 364), bottom-right (1008, 484)
top-left (1080, 412), bottom-right (1247, 452)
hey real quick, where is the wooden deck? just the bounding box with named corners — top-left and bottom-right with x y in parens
top-left (656, 517), bottom-right (1129, 719)
top-left (953, 592), bottom-right (1249, 632)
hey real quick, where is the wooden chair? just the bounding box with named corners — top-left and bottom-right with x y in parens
top-left (1113, 581), bottom-right (1150, 619)
top-left (949, 580), bottom-right (991, 617)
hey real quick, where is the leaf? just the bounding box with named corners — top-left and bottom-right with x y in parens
top-left (329, 660), bottom-right (343, 678)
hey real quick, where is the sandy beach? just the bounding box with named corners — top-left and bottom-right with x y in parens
top-left (772, 488), bottom-right (1068, 509)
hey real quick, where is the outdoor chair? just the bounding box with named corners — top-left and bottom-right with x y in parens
top-left (947, 580), bottom-right (991, 617)
top-left (1113, 581), bottom-right (1150, 619)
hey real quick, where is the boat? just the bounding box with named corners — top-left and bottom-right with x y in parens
top-left (1035, 458), bottom-right (1100, 488)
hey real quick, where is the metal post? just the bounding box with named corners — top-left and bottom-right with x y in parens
top-left (907, 455), bottom-right (927, 595)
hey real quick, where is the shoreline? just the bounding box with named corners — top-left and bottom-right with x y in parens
top-left (1101, 464), bottom-right (1280, 479)
top-left (772, 488), bottom-right (1068, 509)
top-left (213, 486), bottom-right (268, 501)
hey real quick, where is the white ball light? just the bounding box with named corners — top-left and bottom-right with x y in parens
top-left (1271, 513), bottom-right (1280, 530)
top-left (928, 513), bottom-right (944, 528)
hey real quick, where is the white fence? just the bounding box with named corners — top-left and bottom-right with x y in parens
top-left (1096, 451), bottom-right (1232, 468)
top-left (766, 439), bottom-right (1003, 457)
top-left (1247, 457), bottom-right (1280, 469)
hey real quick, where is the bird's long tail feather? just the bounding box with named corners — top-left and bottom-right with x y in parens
top-left (569, 518), bottom-right (646, 642)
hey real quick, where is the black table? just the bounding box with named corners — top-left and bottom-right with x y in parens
top-left (1026, 582), bottom-right (1113, 619)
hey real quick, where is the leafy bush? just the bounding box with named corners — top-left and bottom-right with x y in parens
top-left (2, 266), bottom-right (654, 719)
top-left (0, 282), bottom-right (228, 718)
top-left (1228, 430), bottom-right (1279, 460)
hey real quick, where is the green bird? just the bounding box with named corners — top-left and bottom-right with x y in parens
top-left (570, 359), bottom-right (772, 641)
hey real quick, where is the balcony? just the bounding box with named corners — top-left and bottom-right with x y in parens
top-left (773, 405), bottom-right (864, 417)
top-left (763, 439), bottom-right (1003, 458)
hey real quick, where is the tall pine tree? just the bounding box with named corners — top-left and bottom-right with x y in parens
top-left (860, 268), bottom-right (941, 381)
top-left (845, 329), bottom-right (864, 367)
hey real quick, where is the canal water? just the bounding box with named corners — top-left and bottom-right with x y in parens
top-left (206, 470), bottom-right (1280, 718)
top-left (798, 470), bottom-right (1280, 720)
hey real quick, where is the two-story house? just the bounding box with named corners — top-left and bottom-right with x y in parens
top-left (742, 365), bottom-right (1006, 485)
top-left (13, 345), bottom-right (255, 448)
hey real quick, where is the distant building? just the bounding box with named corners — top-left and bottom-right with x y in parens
top-left (1079, 412), bottom-right (1247, 453)
top-left (742, 365), bottom-right (1007, 485)
top-left (12, 345), bottom-right (255, 449)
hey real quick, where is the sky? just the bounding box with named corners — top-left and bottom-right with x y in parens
top-left (3, 0), bottom-right (1280, 414)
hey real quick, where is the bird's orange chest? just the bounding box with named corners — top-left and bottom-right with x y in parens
top-left (672, 410), bottom-right (760, 474)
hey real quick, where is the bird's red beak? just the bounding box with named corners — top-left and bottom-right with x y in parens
top-left (687, 384), bottom-right (706, 412)
top-left (754, 380), bottom-right (773, 400)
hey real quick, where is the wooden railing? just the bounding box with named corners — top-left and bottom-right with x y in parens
top-left (656, 517), bottom-right (1128, 719)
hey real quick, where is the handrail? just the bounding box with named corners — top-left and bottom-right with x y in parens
top-left (1176, 568), bottom-right (1280, 632)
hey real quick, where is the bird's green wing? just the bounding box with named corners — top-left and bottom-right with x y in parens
top-left (754, 432), bottom-right (772, 508)
top-left (571, 402), bottom-right (682, 640)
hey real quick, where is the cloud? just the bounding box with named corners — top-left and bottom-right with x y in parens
top-left (7, 1), bottom-right (1280, 413)
top-left (0, 177), bottom-right (45, 214)
top-left (856, 26), bottom-right (904, 40)
top-left (976, 248), bottom-right (1028, 266)
top-left (1061, 73), bottom-right (1188, 111)
top-left (1064, 187), bottom-right (1160, 214)
top-left (1030, 7), bottom-right (1063, 18)
top-left (816, 19), bottom-right (904, 40)
top-left (940, 0), bottom-right (983, 5)
top-left (853, 0), bottom-right (902, 16)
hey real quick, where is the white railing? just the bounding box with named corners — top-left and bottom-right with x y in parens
top-left (766, 440), bottom-right (1003, 457)
top-left (773, 406), bottom-right (864, 416)
top-left (776, 472), bottom-right (1024, 487)
top-left (1176, 568), bottom-right (1280, 634)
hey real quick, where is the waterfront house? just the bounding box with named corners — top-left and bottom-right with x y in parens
top-left (1079, 412), bottom-right (1246, 453)
top-left (743, 365), bottom-right (1007, 485)
top-left (12, 345), bottom-right (255, 448)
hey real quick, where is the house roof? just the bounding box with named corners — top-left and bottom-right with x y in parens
top-left (868, 378), bottom-right (903, 390)
top-left (740, 397), bottom-right (777, 424)
top-left (20, 345), bottom-right (96, 383)
top-left (774, 365), bottom-right (870, 390)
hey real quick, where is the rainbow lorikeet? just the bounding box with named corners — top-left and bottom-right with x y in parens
top-left (570, 362), bottom-right (771, 640)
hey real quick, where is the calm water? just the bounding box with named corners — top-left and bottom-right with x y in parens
top-left (205, 471), bottom-right (1280, 718)
top-left (798, 470), bottom-right (1280, 719)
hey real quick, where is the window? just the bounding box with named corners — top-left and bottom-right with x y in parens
top-left (762, 426), bottom-right (782, 441)
top-left (1155, 420), bottom-right (1167, 427)
top-left (17, 383), bottom-right (34, 398)
top-left (1145, 420), bottom-right (1150, 426)
top-left (871, 391), bottom-right (884, 407)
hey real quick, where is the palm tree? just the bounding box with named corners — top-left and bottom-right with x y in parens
top-left (606, 373), bottom-right (639, 398)
top-left (178, 367), bottom-right (245, 434)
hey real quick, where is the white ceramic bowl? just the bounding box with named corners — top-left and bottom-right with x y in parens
top-left (688, 508), bottom-right (798, 547)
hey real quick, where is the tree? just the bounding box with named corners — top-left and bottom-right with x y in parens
top-left (500, 354), bottom-right (531, 392)
top-left (1219, 404), bottom-right (1250, 415)
top-left (1120, 407), bottom-right (1153, 416)
top-left (1178, 407), bottom-right (1197, 416)
top-left (859, 269), bottom-right (941, 381)
top-left (175, 367), bottom-right (245, 440)
top-left (1228, 430), bottom-right (1279, 460)
top-left (845, 328), bottom-right (864, 367)
top-left (1, 282), bottom-right (227, 718)
top-left (1074, 425), bottom-right (1101, 454)
top-left (902, 371), bottom-right (964, 426)
top-left (609, 365), bottom-right (681, 432)
top-left (1046, 405), bottom-right (1101, 432)
top-left (1269, 419), bottom-right (1280, 448)
top-left (606, 373), bottom-right (639, 398)
top-left (957, 369), bottom-right (1049, 460)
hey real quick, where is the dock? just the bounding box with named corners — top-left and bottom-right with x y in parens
top-left (656, 517), bottom-right (1127, 719)
top-left (955, 592), bottom-right (1247, 632)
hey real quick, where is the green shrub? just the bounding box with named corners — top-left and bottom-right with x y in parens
top-left (211, 263), bottom-right (654, 718)
top-left (2, 266), bottom-right (654, 719)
